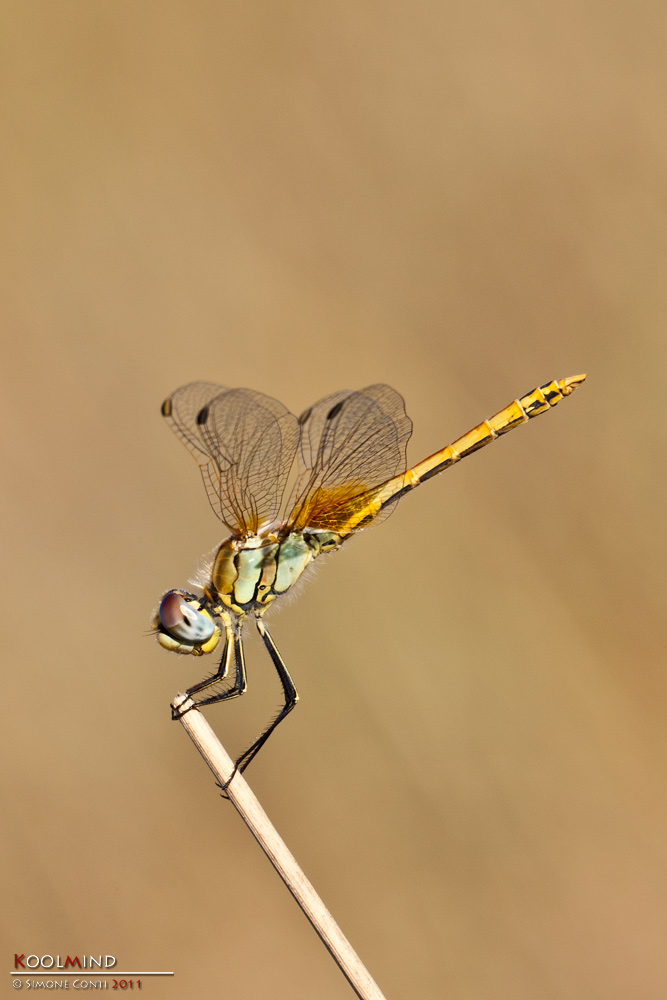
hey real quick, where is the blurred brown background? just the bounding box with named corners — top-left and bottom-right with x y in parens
top-left (2, 2), bottom-right (666, 998)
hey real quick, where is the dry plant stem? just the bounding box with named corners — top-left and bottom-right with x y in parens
top-left (172, 693), bottom-right (388, 1000)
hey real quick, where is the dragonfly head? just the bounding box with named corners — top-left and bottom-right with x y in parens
top-left (153, 590), bottom-right (221, 655)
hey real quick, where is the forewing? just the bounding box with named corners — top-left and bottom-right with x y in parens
top-left (162, 382), bottom-right (299, 535)
top-left (287, 384), bottom-right (412, 532)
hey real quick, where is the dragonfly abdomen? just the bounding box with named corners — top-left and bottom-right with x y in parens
top-left (410, 376), bottom-right (586, 485)
top-left (332, 375), bottom-right (586, 536)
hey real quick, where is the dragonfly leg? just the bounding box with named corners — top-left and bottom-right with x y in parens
top-left (221, 617), bottom-right (299, 789)
top-left (171, 619), bottom-right (247, 718)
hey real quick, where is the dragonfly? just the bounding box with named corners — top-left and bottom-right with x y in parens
top-left (153, 374), bottom-right (586, 783)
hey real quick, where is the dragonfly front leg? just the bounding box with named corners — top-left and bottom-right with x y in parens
top-left (221, 616), bottom-right (299, 788)
top-left (172, 618), bottom-right (247, 718)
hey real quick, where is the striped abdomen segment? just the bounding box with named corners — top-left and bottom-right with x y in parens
top-left (336, 374), bottom-right (586, 536)
top-left (409, 374), bottom-right (586, 485)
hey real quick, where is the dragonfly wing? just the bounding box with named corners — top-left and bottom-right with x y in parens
top-left (162, 382), bottom-right (299, 535)
top-left (287, 384), bottom-right (412, 532)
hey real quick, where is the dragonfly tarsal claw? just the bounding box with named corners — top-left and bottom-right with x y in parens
top-left (217, 766), bottom-right (240, 797)
top-left (171, 698), bottom-right (197, 721)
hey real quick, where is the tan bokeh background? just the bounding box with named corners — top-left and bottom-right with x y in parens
top-left (2, 2), bottom-right (666, 998)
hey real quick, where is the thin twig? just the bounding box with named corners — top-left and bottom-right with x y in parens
top-left (172, 693), bottom-right (388, 1000)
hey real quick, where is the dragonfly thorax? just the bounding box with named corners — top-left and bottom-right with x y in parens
top-left (210, 527), bottom-right (341, 616)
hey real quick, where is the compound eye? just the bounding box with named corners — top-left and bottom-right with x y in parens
top-left (158, 591), bottom-right (216, 644)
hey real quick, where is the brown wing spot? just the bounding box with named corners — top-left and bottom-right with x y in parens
top-left (196, 405), bottom-right (209, 425)
top-left (327, 400), bottom-right (345, 420)
top-left (161, 399), bottom-right (172, 417)
top-left (298, 406), bottom-right (312, 424)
